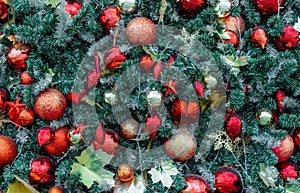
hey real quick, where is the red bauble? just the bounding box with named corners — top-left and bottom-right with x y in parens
top-left (64, 1), bottom-right (82, 16)
top-left (140, 55), bottom-right (155, 72)
top-left (104, 46), bottom-right (127, 70)
top-left (94, 128), bottom-right (120, 155)
top-left (37, 126), bottom-right (54, 147)
top-left (145, 113), bottom-right (161, 140)
top-left (99, 6), bottom-right (121, 34)
top-left (275, 89), bottom-right (285, 113)
top-left (251, 27), bottom-right (268, 49)
top-left (117, 164), bottom-right (134, 182)
top-left (42, 127), bottom-right (71, 157)
top-left (254, 0), bottom-right (284, 16)
top-left (125, 17), bottom-right (157, 46)
top-left (276, 161), bottom-right (299, 181)
top-left (271, 134), bottom-right (294, 162)
top-left (34, 88), bottom-right (67, 120)
top-left (163, 129), bottom-right (197, 162)
top-left (293, 128), bottom-right (300, 150)
top-left (194, 81), bottom-right (204, 97)
top-left (48, 186), bottom-right (65, 193)
top-left (20, 71), bottom-right (35, 85)
top-left (0, 136), bottom-right (18, 168)
top-left (274, 26), bottom-right (300, 51)
top-left (180, 174), bottom-right (210, 193)
top-left (225, 114), bottom-right (242, 142)
top-left (29, 156), bottom-right (55, 188)
top-left (0, 0), bottom-right (9, 20)
top-left (176, 0), bottom-right (206, 17)
top-left (214, 166), bottom-right (242, 193)
top-left (169, 99), bottom-right (200, 125)
top-left (7, 43), bottom-right (31, 73)
top-left (7, 98), bottom-right (35, 127)
top-left (0, 88), bottom-right (9, 112)
top-left (120, 118), bottom-right (140, 140)
top-left (220, 15), bottom-right (245, 35)
top-left (221, 29), bottom-right (239, 48)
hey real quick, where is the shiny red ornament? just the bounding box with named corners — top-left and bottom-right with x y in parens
top-left (180, 174), bottom-right (210, 193)
top-left (251, 27), bottom-right (268, 49)
top-left (20, 71), bottom-right (35, 85)
top-left (225, 114), bottom-right (242, 142)
top-left (104, 46), bottom-right (126, 70)
top-left (125, 17), bottom-right (157, 46)
top-left (64, 1), bottom-right (82, 16)
top-left (7, 98), bottom-right (35, 127)
top-left (66, 89), bottom-right (86, 105)
top-left (169, 99), bottom-right (200, 125)
top-left (194, 81), bottom-right (204, 97)
top-left (271, 134), bottom-right (294, 162)
top-left (99, 6), bottom-right (121, 34)
top-left (139, 55), bottom-right (155, 72)
top-left (29, 156), bottom-right (55, 188)
top-left (153, 61), bottom-right (163, 80)
top-left (48, 186), bottom-right (65, 193)
top-left (274, 26), bottom-right (300, 51)
top-left (221, 29), bottom-right (239, 48)
top-left (214, 166), bottom-right (242, 193)
top-left (293, 128), bottom-right (300, 151)
top-left (94, 128), bottom-right (120, 155)
top-left (276, 161), bottom-right (299, 181)
top-left (0, 0), bottom-right (9, 20)
top-left (176, 0), bottom-right (206, 17)
top-left (34, 88), bottom-right (67, 120)
top-left (0, 88), bottom-right (9, 112)
top-left (275, 89), bottom-right (285, 113)
top-left (0, 136), bottom-right (18, 168)
top-left (7, 43), bottom-right (31, 73)
top-left (145, 113), bottom-right (161, 140)
top-left (220, 15), bottom-right (245, 35)
top-left (37, 126), bottom-right (54, 147)
top-left (254, 0), bottom-right (284, 16)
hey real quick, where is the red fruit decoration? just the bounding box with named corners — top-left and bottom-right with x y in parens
top-left (94, 128), bottom-right (120, 155)
top-left (34, 88), bottom-right (67, 120)
top-left (274, 26), bottom-right (300, 51)
top-left (180, 174), bottom-right (210, 193)
top-left (117, 164), bottom-right (134, 182)
top-left (29, 156), bottom-right (55, 188)
top-left (164, 129), bottom-right (197, 162)
top-left (64, 1), bottom-right (82, 16)
top-left (139, 55), bottom-right (155, 72)
top-left (7, 43), bottom-right (31, 73)
top-left (0, 136), bottom-right (18, 168)
top-left (176, 0), bottom-right (206, 17)
top-left (20, 71), bottom-right (35, 85)
top-left (254, 0), bottom-right (284, 16)
top-left (0, 88), bottom-right (9, 112)
top-left (7, 98), bottom-right (35, 127)
top-left (293, 128), bottom-right (300, 150)
top-left (194, 81), bottom-right (204, 97)
top-left (145, 113), bottom-right (161, 140)
top-left (275, 89), bottom-right (285, 113)
top-left (48, 186), bottom-right (65, 193)
top-left (120, 118), bottom-right (140, 140)
top-left (125, 17), bottom-right (157, 46)
top-left (169, 99), bottom-right (200, 125)
top-left (99, 6), bottom-right (121, 34)
top-left (251, 27), bottom-right (268, 49)
top-left (221, 29), bottom-right (239, 48)
top-left (214, 166), bottom-right (242, 193)
top-left (225, 114), bottom-right (242, 142)
top-left (276, 161), bottom-right (299, 181)
top-left (41, 127), bottom-right (71, 157)
top-left (66, 89), bottom-right (86, 105)
top-left (37, 126), bottom-right (54, 147)
top-left (104, 46), bottom-right (126, 70)
top-left (271, 134), bottom-right (294, 162)
top-left (0, 0), bottom-right (9, 20)
top-left (220, 15), bottom-right (245, 35)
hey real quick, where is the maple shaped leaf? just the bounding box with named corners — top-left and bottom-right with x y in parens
top-left (45, 0), bottom-right (61, 8)
top-left (148, 161), bottom-right (179, 188)
top-left (7, 176), bottom-right (39, 193)
top-left (71, 146), bottom-right (115, 189)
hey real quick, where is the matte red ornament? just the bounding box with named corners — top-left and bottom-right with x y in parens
top-left (221, 29), bottom-right (239, 48)
top-left (180, 174), bottom-right (210, 193)
top-left (64, 1), bottom-right (82, 16)
top-left (20, 71), bottom-right (35, 85)
top-left (176, 0), bottom-right (206, 17)
top-left (194, 81), bottom-right (204, 97)
top-left (275, 89), bottom-right (285, 113)
top-left (271, 134), bottom-right (294, 162)
top-left (274, 26), bottom-right (300, 51)
top-left (0, 136), bottom-right (18, 168)
top-left (7, 43), bottom-right (31, 73)
top-left (125, 17), bottom-right (157, 46)
top-left (139, 55), bottom-right (155, 72)
top-left (104, 46), bottom-right (126, 70)
top-left (293, 128), bottom-right (300, 151)
top-left (117, 164), bottom-right (134, 182)
top-left (99, 6), bottom-right (121, 34)
top-left (0, 0), bottom-right (9, 20)
top-left (225, 114), bottom-right (242, 142)
top-left (169, 99), bottom-right (200, 125)
top-left (145, 113), bottom-right (161, 140)
top-left (276, 161), bottom-right (299, 181)
top-left (37, 126), bottom-right (54, 147)
top-left (94, 128), bottom-right (120, 155)
top-left (29, 156), bottom-right (55, 188)
top-left (214, 166), bottom-right (242, 193)
top-left (220, 15), bottom-right (245, 35)
top-left (254, 0), bottom-right (284, 16)
top-left (48, 186), bottom-right (65, 193)
top-left (0, 88), bottom-right (9, 112)
top-left (34, 88), bottom-right (67, 120)
top-left (251, 27), bottom-right (268, 49)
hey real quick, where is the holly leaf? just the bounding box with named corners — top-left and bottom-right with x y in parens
top-left (7, 176), bottom-right (39, 193)
top-left (45, 0), bottom-right (61, 8)
top-left (114, 176), bottom-right (146, 193)
top-left (148, 161), bottom-right (179, 188)
top-left (258, 163), bottom-right (279, 188)
top-left (293, 18), bottom-right (300, 33)
top-left (285, 184), bottom-right (300, 193)
top-left (70, 146), bottom-right (115, 189)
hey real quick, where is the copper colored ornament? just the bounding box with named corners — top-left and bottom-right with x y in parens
top-left (34, 88), bottom-right (67, 120)
top-left (274, 26), bottom-right (300, 51)
top-left (145, 113), bottom-right (161, 140)
top-left (99, 6), bottom-right (121, 34)
top-left (7, 43), bottom-right (31, 73)
top-left (221, 29), bottom-right (239, 48)
top-left (125, 17), bottom-right (157, 46)
top-left (215, 166), bottom-right (242, 193)
top-left (254, 0), bottom-right (284, 16)
top-left (94, 128), bottom-right (120, 155)
top-left (176, 0), bottom-right (206, 17)
top-left (169, 99), bottom-right (200, 125)
top-left (117, 164), bottom-right (134, 182)
top-left (180, 174), bottom-right (210, 193)
top-left (0, 88), bottom-right (9, 112)
top-left (220, 15), bottom-right (245, 35)
top-left (276, 161), bottom-right (299, 181)
top-left (251, 27), bottom-right (268, 49)
top-left (293, 128), bottom-right (300, 150)
top-left (275, 89), bottom-right (285, 113)
top-left (29, 156), bottom-right (55, 188)
top-left (225, 114), bottom-right (242, 142)
top-left (271, 134), bottom-right (294, 162)
top-left (48, 186), bottom-right (65, 193)
top-left (37, 126), bottom-right (54, 147)
top-left (194, 81), bottom-right (204, 97)
top-left (0, 136), bottom-right (18, 168)
top-left (163, 129), bottom-right (197, 162)
top-left (20, 71), bottom-right (35, 85)
top-left (139, 55), bottom-right (155, 72)
top-left (104, 46), bottom-right (126, 70)
top-left (64, 1), bottom-right (82, 16)
top-left (120, 118), bottom-right (140, 140)
top-left (0, 0), bottom-right (9, 20)
top-left (43, 127), bottom-right (71, 157)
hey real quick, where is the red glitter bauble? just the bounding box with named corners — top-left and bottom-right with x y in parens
top-left (221, 29), bottom-right (239, 48)
top-left (271, 134), bottom-right (294, 162)
top-left (254, 0), bottom-right (284, 16)
top-left (0, 136), bottom-right (18, 168)
top-left (276, 161), bottom-right (299, 181)
top-left (214, 166), bottom-right (242, 193)
top-left (99, 6), bottom-right (121, 34)
top-left (7, 43), bottom-right (31, 73)
top-left (274, 26), bottom-right (300, 51)
top-left (0, 88), bottom-right (9, 112)
top-left (20, 71), bottom-right (35, 85)
top-left (180, 174), bottom-right (210, 193)
top-left (176, 0), bottom-right (206, 17)
top-left (251, 27), bottom-right (268, 49)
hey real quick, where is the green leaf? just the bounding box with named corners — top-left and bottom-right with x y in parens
top-left (45, 0), bottom-right (61, 8)
top-left (233, 56), bottom-right (248, 67)
top-left (7, 176), bottom-right (39, 193)
top-left (114, 176), bottom-right (146, 193)
top-left (285, 184), bottom-right (300, 193)
top-left (258, 163), bottom-right (279, 188)
top-left (70, 146), bottom-right (115, 189)
top-left (148, 161), bottom-right (179, 188)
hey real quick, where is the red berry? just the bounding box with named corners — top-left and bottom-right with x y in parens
top-left (251, 27), bottom-right (268, 49)
top-left (274, 26), bottom-right (300, 51)
top-left (64, 1), bottom-right (82, 16)
top-left (276, 161), bottom-right (299, 181)
top-left (99, 6), bottom-right (121, 34)
top-left (0, 136), bottom-right (18, 168)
